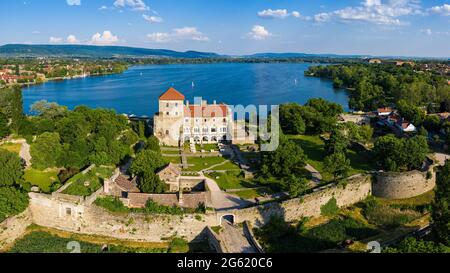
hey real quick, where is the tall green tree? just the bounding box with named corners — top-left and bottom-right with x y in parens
top-left (30, 132), bottom-right (63, 169)
top-left (0, 112), bottom-right (10, 139)
top-left (324, 152), bottom-right (351, 181)
top-left (433, 161), bottom-right (450, 246)
top-left (0, 187), bottom-right (29, 222)
top-left (0, 149), bottom-right (24, 187)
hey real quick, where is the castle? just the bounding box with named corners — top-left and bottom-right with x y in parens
top-left (154, 87), bottom-right (234, 146)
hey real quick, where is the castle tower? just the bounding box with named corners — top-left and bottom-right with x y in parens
top-left (154, 87), bottom-right (185, 146)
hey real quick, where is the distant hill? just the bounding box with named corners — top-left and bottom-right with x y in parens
top-left (244, 52), bottom-right (370, 59)
top-left (0, 44), bottom-right (223, 59)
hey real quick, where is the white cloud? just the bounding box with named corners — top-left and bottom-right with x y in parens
top-left (147, 27), bottom-right (209, 43)
top-left (420, 28), bottom-right (432, 35)
top-left (66, 0), bottom-right (81, 6)
top-left (113, 0), bottom-right (149, 11)
top-left (313, 0), bottom-right (422, 26)
top-left (90, 31), bottom-right (119, 45)
top-left (258, 9), bottom-right (290, 19)
top-left (430, 4), bottom-right (450, 16)
top-left (248, 25), bottom-right (272, 40)
top-left (49, 37), bottom-right (63, 44)
top-left (292, 11), bottom-right (301, 18)
top-left (143, 14), bottom-right (163, 23)
top-left (66, 35), bottom-right (80, 44)
top-left (257, 9), bottom-right (308, 20)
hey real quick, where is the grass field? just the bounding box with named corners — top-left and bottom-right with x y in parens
top-left (185, 156), bottom-right (229, 171)
top-left (206, 171), bottom-right (257, 190)
top-left (24, 169), bottom-right (59, 193)
top-left (62, 166), bottom-right (114, 197)
top-left (163, 155), bottom-right (182, 164)
top-left (289, 135), bottom-right (376, 181)
top-left (230, 188), bottom-right (275, 199)
top-left (0, 143), bottom-right (22, 154)
top-left (210, 160), bottom-right (241, 171)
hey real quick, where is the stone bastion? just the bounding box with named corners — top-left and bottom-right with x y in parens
top-left (373, 161), bottom-right (436, 199)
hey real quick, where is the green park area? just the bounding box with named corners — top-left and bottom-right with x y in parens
top-left (24, 169), bottom-right (59, 193)
top-left (62, 166), bottom-right (114, 197)
top-left (289, 134), bottom-right (376, 182)
top-left (184, 156), bottom-right (229, 172)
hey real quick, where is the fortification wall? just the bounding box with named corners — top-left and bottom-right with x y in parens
top-left (28, 193), bottom-right (217, 242)
top-left (373, 167), bottom-right (436, 199)
top-left (3, 174), bottom-right (372, 247)
top-left (220, 174), bottom-right (372, 226)
top-left (0, 209), bottom-right (33, 251)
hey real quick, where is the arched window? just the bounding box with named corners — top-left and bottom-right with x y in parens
top-left (165, 130), bottom-right (169, 135)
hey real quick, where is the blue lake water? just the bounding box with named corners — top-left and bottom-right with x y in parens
top-left (23, 63), bottom-right (349, 116)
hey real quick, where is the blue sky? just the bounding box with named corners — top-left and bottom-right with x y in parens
top-left (0, 0), bottom-right (449, 57)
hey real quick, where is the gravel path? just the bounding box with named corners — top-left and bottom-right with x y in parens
top-left (219, 222), bottom-right (258, 253)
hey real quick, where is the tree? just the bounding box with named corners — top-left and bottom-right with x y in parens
top-left (279, 103), bottom-right (306, 135)
top-left (373, 135), bottom-right (428, 172)
top-left (0, 86), bottom-right (24, 133)
top-left (0, 149), bottom-right (24, 187)
top-left (0, 112), bottom-right (10, 139)
top-left (423, 115), bottom-right (441, 132)
top-left (288, 175), bottom-right (309, 198)
top-left (324, 152), bottom-right (351, 181)
top-left (432, 161), bottom-right (450, 246)
top-left (31, 100), bottom-right (68, 119)
top-left (30, 132), bottom-right (63, 169)
top-left (0, 187), bottom-right (29, 222)
top-left (130, 149), bottom-right (167, 176)
top-left (138, 171), bottom-right (166, 193)
top-left (325, 127), bottom-right (349, 155)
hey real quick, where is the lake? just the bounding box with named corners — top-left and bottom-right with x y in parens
top-left (23, 63), bottom-right (349, 116)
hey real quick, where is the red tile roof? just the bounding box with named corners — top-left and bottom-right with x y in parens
top-left (184, 104), bottom-right (229, 118)
top-left (159, 87), bottom-right (185, 101)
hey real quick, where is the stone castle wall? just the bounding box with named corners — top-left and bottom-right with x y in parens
top-left (1, 174), bottom-right (374, 249)
top-left (219, 174), bottom-right (373, 226)
top-left (373, 166), bottom-right (436, 199)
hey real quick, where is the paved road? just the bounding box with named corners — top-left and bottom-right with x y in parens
top-left (202, 173), bottom-right (252, 210)
top-left (305, 164), bottom-right (322, 186)
top-left (219, 222), bottom-right (258, 253)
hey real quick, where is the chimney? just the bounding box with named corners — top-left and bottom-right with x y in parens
top-left (186, 100), bottom-right (189, 107)
top-left (213, 100), bottom-right (217, 105)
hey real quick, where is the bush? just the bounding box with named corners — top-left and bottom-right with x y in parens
top-left (168, 238), bottom-right (189, 253)
top-left (142, 200), bottom-right (184, 215)
top-left (0, 187), bottom-right (29, 222)
top-left (320, 197), bottom-right (339, 217)
top-left (362, 198), bottom-right (421, 229)
top-left (95, 196), bottom-right (130, 213)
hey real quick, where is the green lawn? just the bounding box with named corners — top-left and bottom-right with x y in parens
top-left (163, 155), bottom-right (182, 164)
top-left (161, 149), bottom-right (180, 155)
top-left (184, 156), bottom-right (228, 171)
top-left (24, 169), bottom-right (59, 193)
top-left (62, 166), bottom-right (114, 197)
top-left (230, 187), bottom-right (275, 199)
top-left (196, 144), bottom-right (218, 151)
top-left (206, 171), bottom-right (258, 190)
top-left (289, 135), bottom-right (376, 181)
top-left (210, 160), bottom-right (241, 171)
top-left (0, 143), bottom-right (22, 154)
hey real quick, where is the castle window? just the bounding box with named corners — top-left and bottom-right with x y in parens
top-left (204, 119), bottom-right (207, 122)
top-left (223, 118), bottom-right (227, 123)
top-left (166, 103), bottom-right (169, 107)
top-left (194, 127), bottom-right (200, 133)
top-left (166, 112), bottom-right (170, 116)
top-left (175, 112), bottom-right (178, 116)
top-left (165, 130), bottom-right (169, 135)
top-left (185, 119), bottom-right (189, 123)
top-left (65, 208), bottom-right (72, 216)
top-left (211, 128), bottom-right (217, 133)
top-left (202, 127), bottom-right (208, 133)
top-left (175, 103), bottom-right (178, 107)
top-left (222, 127), bottom-right (228, 133)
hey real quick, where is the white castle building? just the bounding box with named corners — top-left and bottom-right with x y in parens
top-left (154, 87), bottom-right (238, 146)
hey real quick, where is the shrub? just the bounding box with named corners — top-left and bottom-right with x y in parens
top-left (94, 196), bottom-right (130, 213)
top-left (0, 187), bottom-right (29, 222)
top-left (320, 197), bottom-right (339, 217)
top-left (168, 238), bottom-right (189, 253)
